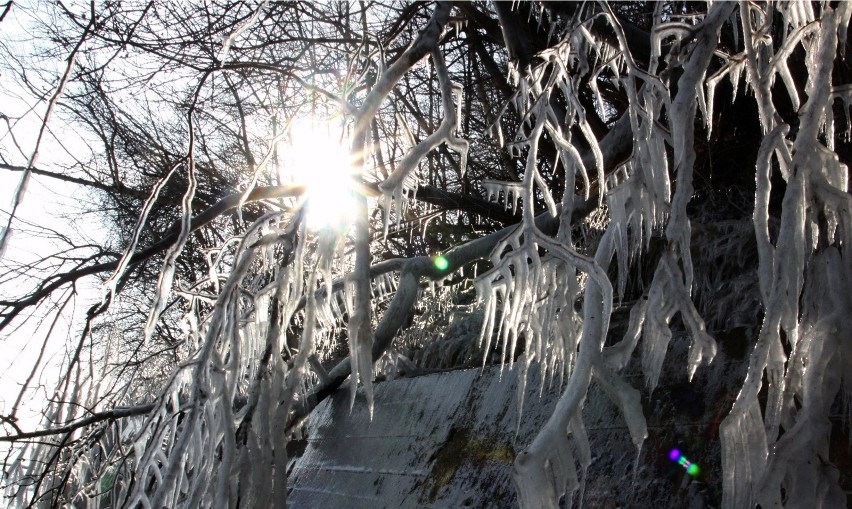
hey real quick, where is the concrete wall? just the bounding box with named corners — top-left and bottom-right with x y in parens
top-left (288, 334), bottom-right (760, 508)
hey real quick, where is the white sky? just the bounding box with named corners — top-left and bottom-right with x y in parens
top-left (0, 4), bottom-right (104, 434)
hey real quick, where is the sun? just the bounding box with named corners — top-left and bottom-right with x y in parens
top-left (283, 119), bottom-right (357, 230)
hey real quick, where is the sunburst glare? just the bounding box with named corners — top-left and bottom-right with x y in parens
top-left (283, 119), bottom-right (357, 230)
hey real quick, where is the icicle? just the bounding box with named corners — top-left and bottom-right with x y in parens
top-left (482, 179), bottom-right (525, 213)
top-left (606, 178), bottom-right (631, 298)
top-left (721, 398), bottom-right (769, 508)
top-left (516, 355), bottom-right (530, 436)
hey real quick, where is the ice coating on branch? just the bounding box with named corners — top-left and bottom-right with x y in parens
top-left (143, 153), bottom-right (198, 344)
top-left (378, 49), bottom-right (468, 238)
top-left (217, 0), bottom-right (269, 65)
top-left (604, 294), bottom-right (648, 371)
top-left (102, 163), bottom-right (180, 301)
top-left (506, 229), bottom-right (616, 509)
top-left (117, 210), bottom-right (312, 508)
top-left (628, 249), bottom-right (710, 391)
top-left (347, 281), bottom-right (374, 415)
top-left (594, 361), bottom-right (648, 453)
top-left (0, 226), bottom-right (9, 260)
top-left (756, 248), bottom-right (848, 507)
top-left (480, 48), bottom-right (626, 504)
top-left (719, 5), bottom-right (852, 507)
top-left (493, 4), bottom-right (740, 507)
top-left (706, 54), bottom-right (746, 138)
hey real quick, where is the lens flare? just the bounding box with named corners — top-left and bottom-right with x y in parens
top-left (669, 448), bottom-right (701, 477)
top-left (433, 255), bottom-right (449, 271)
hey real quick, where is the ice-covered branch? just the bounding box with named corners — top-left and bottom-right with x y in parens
top-left (121, 211), bottom-right (304, 508)
top-left (720, 5), bottom-right (852, 507)
top-left (378, 47), bottom-right (469, 236)
top-left (665, 1), bottom-right (736, 290)
top-left (286, 208), bottom-right (572, 433)
top-left (511, 228), bottom-right (615, 509)
top-left (0, 404), bottom-right (156, 443)
top-left (350, 1), bottom-right (452, 150)
top-left (341, 0), bottom-right (454, 422)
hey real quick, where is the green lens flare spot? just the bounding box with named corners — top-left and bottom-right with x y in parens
top-left (686, 464), bottom-right (700, 476)
top-left (434, 255), bottom-right (449, 271)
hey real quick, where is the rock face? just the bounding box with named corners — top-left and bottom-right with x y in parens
top-left (288, 329), bottom-right (802, 508)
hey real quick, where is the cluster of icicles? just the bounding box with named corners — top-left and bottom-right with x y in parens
top-left (11, 3), bottom-right (852, 508)
top-left (467, 3), bottom-right (851, 509)
top-left (90, 3), bottom-right (852, 508)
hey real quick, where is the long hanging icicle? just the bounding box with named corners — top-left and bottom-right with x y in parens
top-left (720, 5), bottom-right (852, 507)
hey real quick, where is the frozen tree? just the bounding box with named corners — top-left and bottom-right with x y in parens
top-left (0, 1), bottom-right (850, 507)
